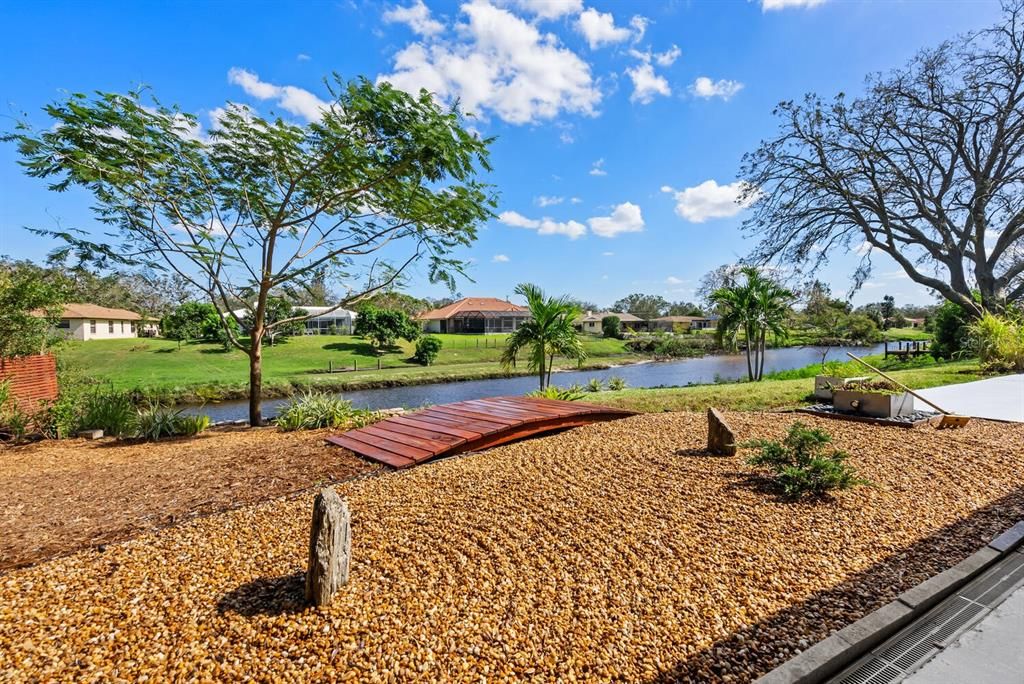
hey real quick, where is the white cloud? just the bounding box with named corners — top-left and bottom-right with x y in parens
top-left (602, 251), bottom-right (614, 256)
top-left (659, 185), bottom-right (673, 193)
top-left (689, 76), bottom-right (744, 101)
top-left (588, 202), bottom-right (644, 238)
top-left (378, 0), bottom-right (601, 125)
top-left (576, 7), bottom-right (632, 48)
top-left (383, 0), bottom-right (445, 36)
top-left (570, 197), bottom-right (583, 204)
top-left (297, 53), bottom-right (311, 61)
top-left (854, 240), bottom-right (873, 256)
top-left (559, 130), bottom-right (575, 144)
top-left (669, 180), bottom-right (755, 223)
top-left (498, 210), bottom-right (586, 239)
top-left (665, 276), bottom-right (685, 285)
top-left (762, 0), bottom-right (827, 10)
top-left (629, 15), bottom-right (649, 42)
top-left (227, 68), bottom-right (328, 121)
top-left (654, 44), bottom-right (681, 67)
top-left (626, 61), bottom-right (670, 104)
top-left (509, 0), bottom-right (583, 20)
top-left (536, 195), bottom-right (564, 207)
top-left (589, 158), bottom-right (607, 176)
top-left (492, 253), bottom-right (510, 262)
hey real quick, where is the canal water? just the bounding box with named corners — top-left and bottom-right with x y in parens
top-left (193, 343), bottom-right (885, 423)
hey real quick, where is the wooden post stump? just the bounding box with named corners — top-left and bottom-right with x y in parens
top-left (707, 407), bottom-right (736, 456)
top-left (305, 488), bottom-right (351, 607)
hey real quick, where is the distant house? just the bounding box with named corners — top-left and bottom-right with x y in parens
top-left (417, 297), bottom-right (530, 334)
top-left (56, 303), bottom-right (152, 340)
top-left (651, 315), bottom-right (718, 332)
top-left (299, 306), bottom-right (358, 335)
top-left (227, 305), bottom-right (357, 335)
top-left (575, 311), bottom-right (644, 334)
top-left (904, 317), bottom-right (926, 329)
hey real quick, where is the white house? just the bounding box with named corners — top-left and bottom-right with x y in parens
top-left (57, 303), bottom-right (151, 341)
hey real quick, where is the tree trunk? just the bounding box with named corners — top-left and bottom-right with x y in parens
top-left (744, 325), bottom-right (754, 382)
top-left (546, 353), bottom-right (554, 387)
top-left (758, 330), bottom-right (767, 380)
top-left (538, 351), bottom-right (546, 390)
top-left (248, 338), bottom-right (263, 426)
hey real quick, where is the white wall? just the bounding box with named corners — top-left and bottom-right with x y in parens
top-left (61, 318), bottom-right (139, 341)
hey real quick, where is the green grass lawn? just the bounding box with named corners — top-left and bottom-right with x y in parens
top-left (882, 326), bottom-right (933, 341)
top-left (59, 334), bottom-right (636, 401)
top-left (580, 356), bottom-right (984, 413)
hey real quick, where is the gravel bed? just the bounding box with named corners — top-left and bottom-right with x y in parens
top-left (1, 412), bottom-right (1022, 682)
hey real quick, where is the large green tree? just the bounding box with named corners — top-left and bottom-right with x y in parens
top-left (740, 3), bottom-right (1024, 315)
top-left (0, 259), bottom-right (69, 357)
top-left (502, 283), bottom-right (585, 390)
top-left (611, 293), bottom-right (669, 321)
top-left (8, 77), bottom-right (494, 424)
top-left (354, 305), bottom-right (420, 352)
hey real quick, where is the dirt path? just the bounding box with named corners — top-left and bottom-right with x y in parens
top-left (0, 428), bottom-right (379, 571)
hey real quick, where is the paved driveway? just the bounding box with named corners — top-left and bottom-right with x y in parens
top-left (914, 374), bottom-right (1024, 422)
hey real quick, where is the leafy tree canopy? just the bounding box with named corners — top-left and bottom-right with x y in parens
top-left (0, 258), bottom-right (70, 357)
top-left (612, 293), bottom-right (669, 320)
top-left (354, 305), bottom-right (420, 352)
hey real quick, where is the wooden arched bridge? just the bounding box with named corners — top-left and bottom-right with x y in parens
top-left (326, 396), bottom-right (636, 469)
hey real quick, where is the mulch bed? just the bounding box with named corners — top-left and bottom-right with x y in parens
top-left (1, 412), bottom-right (1023, 682)
top-left (0, 428), bottom-right (380, 572)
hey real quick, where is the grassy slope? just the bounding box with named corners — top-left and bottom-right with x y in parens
top-left (60, 334), bottom-right (636, 400)
top-left (580, 356), bottom-right (984, 413)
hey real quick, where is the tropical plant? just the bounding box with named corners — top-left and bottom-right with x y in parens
top-left (275, 392), bottom-right (373, 431)
top-left (969, 311), bottom-right (1024, 372)
top-left (527, 385), bottom-right (585, 401)
top-left (931, 299), bottom-right (973, 360)
top-left (413, 335), bottom-right (443, 366)
top-left (586, 378), bottom-right (604, 392)
top-left (744, 422), bottom-right (868, 499)
top-left (607, 376), bottom-right (627, 391)
top-left (501, 283), bottom-right (586, 390)
top-left (355, 305), bottom-right (420, 353)
top-left (174, 413), bottom-right (211, 437)
top-left (712, 267), bottom-right (793, 381)
top-left (136, 404), bottom-right (184, 441)
top-left (7, 77), bottom-right (494, 426)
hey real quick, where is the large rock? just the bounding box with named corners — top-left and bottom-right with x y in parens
top-left (707, 407), bottom-right (737, 456)
top-left (305, 488), bottom-right (351, 607)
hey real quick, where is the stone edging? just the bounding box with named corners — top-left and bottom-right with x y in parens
top-left (755, 519), bottom-right (1024, 683)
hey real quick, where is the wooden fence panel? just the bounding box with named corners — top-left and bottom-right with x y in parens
top-left (0, 354), bottom-right (59, 409)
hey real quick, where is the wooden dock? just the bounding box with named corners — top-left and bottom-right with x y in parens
top-left (884, 340), bottom-right (931, 359)
top-left (325, 396), bottom-right (636, 469)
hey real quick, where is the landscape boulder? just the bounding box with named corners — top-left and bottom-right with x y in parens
top-left (305, 488), bottom-right (351, 607)
top-left (707, 407), bottom-right (737, 456)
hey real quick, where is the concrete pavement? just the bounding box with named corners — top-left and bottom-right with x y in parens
top-left (914, 374), bottom-right (1024, 422)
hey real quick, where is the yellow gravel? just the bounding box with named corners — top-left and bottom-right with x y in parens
top-left (1, 411), bottom-right (1023, 683)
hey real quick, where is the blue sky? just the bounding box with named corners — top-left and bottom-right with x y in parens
top-left (0, 0), bottom-right (1004, 308)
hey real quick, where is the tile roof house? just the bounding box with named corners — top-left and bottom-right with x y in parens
top-left (651, 315), bottom-right (718, 332)
top-left (575, 311), bottom-right (644, 334)
top-left (416, 297), bottom-right (530, 334)
top-left (57, 304), bottom-right (153, 341)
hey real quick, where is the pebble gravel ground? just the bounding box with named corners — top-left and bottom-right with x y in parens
top-left (1, 412), bottom-right (1023, 682)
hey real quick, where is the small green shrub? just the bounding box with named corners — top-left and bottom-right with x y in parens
top-left (586, 378), bottom-right (603, 392)
top-left (607, 376), bottom-right (627, 391)
top-left (601, 315), bottom-right (621, 339)
top-left (276, 391), bottom-right (373, 431)
top-left (413, 335), bottom-right (443, 366)
top-left (80, 389), bottom-right (138, 438)
top-left (744, 422), bottom-right (868, 499)
top-left (175, 414), bottom-right (211, 437)
top-left (528, 385), bottom-right (585, 401)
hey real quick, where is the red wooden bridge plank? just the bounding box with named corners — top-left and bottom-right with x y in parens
top-left (326, 397), bottom-right (636, 469)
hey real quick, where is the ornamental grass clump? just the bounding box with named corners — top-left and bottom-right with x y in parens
top-left (527, 385), bottom-right (585, 401)
top-left (276, 392), bottom-right (373, 431)
top-left (969, 311), bottom-right (1024, 372)
top-left (744, 421), bottom-right (868, 499)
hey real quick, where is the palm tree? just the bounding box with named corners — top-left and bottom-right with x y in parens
top-left (501, 283), bottom-right (586, 390)
top-left (711, 267), bottom-right (793, 381)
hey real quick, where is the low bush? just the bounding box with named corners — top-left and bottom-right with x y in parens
top-left (276, 391), bottom-right (373, 431)
top-left (136, 404), bottom-right (183, 441)
top-left (744, 422), bottom-right (868, 499)
top-left (413, 336), bottom-right (443, 366)
top-left (607, 376), bottom-right (627, 391)
top-left (586, 378), bottom-right (603, 392)
top-left (969, 311), bottom-right (1024, 372)
top-left (175, 414), bottom-right (211, 437)
top-left (528, 385), bottom-right (585, 401)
